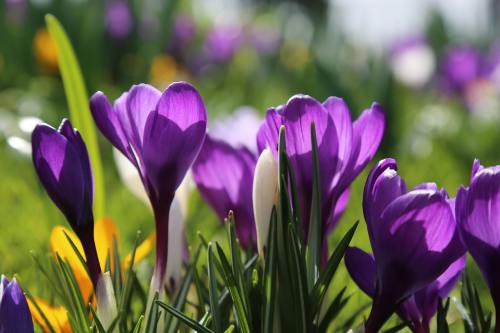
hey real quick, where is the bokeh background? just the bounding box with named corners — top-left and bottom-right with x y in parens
top-left (1, 0), bottom-right (500, 330)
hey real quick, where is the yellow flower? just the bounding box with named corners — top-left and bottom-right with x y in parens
top-left (149, 54), bottom-right (190, 89)
top-left (33, 28), bottom-right (58, 73)
top-left (30, 218), bottom-right (153, 332)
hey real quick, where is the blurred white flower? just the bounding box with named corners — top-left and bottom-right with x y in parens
top-left (390, 38), bottom-right (435, 88)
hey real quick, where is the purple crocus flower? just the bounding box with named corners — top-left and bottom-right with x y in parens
top-left (346, 248), bottom-right (466, 333)
top-left (256, 95), bottom-right (385, 254)
top-left (352, 158), bottom-right (465, 332)
top-left (90, 82), bottom-right (207, 291)
top-left (192, 135), bottom-right (257, 249)
top-left (32, 119), bottom-right (102, 288)
top-left (204, 24), bottom-right (242, 63)
top-left (0, 276), bottom-right (34, 333)
top-left (439, 46), bottom-right (482, 95)
top-left (172, 13), bottom-right (196, 45)
top-left (456, 160), bottom-right (500, 331)
top-left (105, 0), bottom-right (133, 40)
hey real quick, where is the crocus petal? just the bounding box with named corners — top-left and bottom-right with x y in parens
top-left (322, 97), bottom-right (353, 182)
top-left (125, 84), bottom-right (161, 149)
top-left (0, 278), bottom-right (34, 333)
top-left (142, 82), bottom-right (207, 197)
top-left (28, 298), bottom-right (70, 333)
top-left (96, 272), bottom-right (118, 330)
top-left (165, 197), bottom-right (185, 292)
top-left (32, 123), bottom-right (85, 228)
top-left (113, 148), bottom-right (150, 206)
top-left (343, 103), bottom-right (385, 188)
top-left (256, 107), bottom-right (283, 156)
top-left (90, 92), bottom-right (133, 162)
top-left (345, 247), bottom-right (376, 297)
top-left (470, 159), bottom-right (484, 180)
top-left (253, 148), bottom-right (279, 256)
top-left (413, 182), bottom-right (438, 191)
top-left (94, 218), bottom-right (119, 271)
top-left (326, 188), bottom-right (350, 234)
top-left (377, 190), bottom-right (463, 298)
top-left (192, 136), bottom-right (256, 248)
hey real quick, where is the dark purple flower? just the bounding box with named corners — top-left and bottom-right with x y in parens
top-left (204, 24), bottom-right (242, 63)
top-left (439, 46), bottom-right (482, 95)
top-left (351, 158), bottom-right (465, 332)
top-left (192, 135), bottom-right (257, 249)
top-left (0, 276), bottom-right (34, 333)
top-left (105, 0), bottom-right (133, 40)
top-left (256, 95), bottom-right (385, 253)
top-left (346, 248), bottom-right (465, 333)
top-left (456, 160), bottom-right (500, 329)
top-left (90, 82), bottom-right (207, 290)
top-left (32, 119), bottom-right (101, 287)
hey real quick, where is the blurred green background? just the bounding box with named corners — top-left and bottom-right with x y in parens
top-left (1, 0), bottom-right (500, 331)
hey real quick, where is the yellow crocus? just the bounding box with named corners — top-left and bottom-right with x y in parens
top-left (30, 218), bottom-right (153, 332)
top-left (33, 28), bottom-right (58, 73)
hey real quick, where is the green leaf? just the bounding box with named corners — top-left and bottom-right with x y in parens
top-left (215, 243), bottom-right (252, 333)
top-left (89, 306), bottom-right (107, 333)
top-left (144, 292), bottom-right (160, 333)
top-left (310, 222), bottom-right (358, 318)
top-left (156, 301), bottom-right (215, 333)
top-left (262, 208), bottom-right (278, 333)
top-left (112, 236), bottom-right (122, 296)
top-left (45, 14), bottom-right (105, 219)
top-left (306, 122), bottom-right (322, 290)
top-left (437, 298), bottom-right (450, 333)
top-left (208, 244), bottom-right (223, 333)
top-left (317, 288), bottom-right (349, 333)
top-left (132, 316), bottom-right (144, 333)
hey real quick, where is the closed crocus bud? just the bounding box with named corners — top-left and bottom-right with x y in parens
top-left (352, 158), bottom-right (464, 333)
top-left (456, 160), bottom-right (500, 332)
top-left (90, 82), bottom-right (206, 295)
top-left (253, 148), bottom-right (278, 257)
top-left (32, 119), bottom-right (102, 288)
top-left (192, 135), bottom-right (257, 249)
top-left (96, 272), bottom-right (118, 332)
top-left (0, 276), bottom-right (34, 333)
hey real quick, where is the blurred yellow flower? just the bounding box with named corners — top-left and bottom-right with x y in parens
top-left (33, 28), bottom-right (58, 73)
top-left (149, 54), bottom-right (189, 89)
top-left (29, 218), bottom-right (154, 332)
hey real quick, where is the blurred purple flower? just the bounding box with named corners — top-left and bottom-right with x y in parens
top-left (105, 0), bottom-right (133, 40)
top-left (439, 46), bottom-right (482, 95)
top-left (173, 13), bottom-right (196, 45)
top-left (351, 159), bottom-right (465, 332)
top-left (257, 95), bottom-right (384, 255)
top-left (204, 24), bottom-right (243, 63)
top-left (248, 25), bottom-right (281, 55)
top-left (90, 82), bottom-right (207, 291)
top-left (192, 136), bottom-right (257, 249)
top-left (346, 247), bottom-right (465, 333)
top-left (0, 276), bottom-right (34, 333)
top-left (456, 160), bottom-right (500, 329)
top-left (32, 119), bottom-right (102, 288)
top-left (5, 0), bottom-right (26, 25)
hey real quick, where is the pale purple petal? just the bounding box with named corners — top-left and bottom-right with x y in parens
top-left (126, 84), bottom-right (161, 149)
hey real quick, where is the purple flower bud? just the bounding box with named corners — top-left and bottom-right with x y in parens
top-left (456, 160), bottom-right (500, 329)
top-left (105, 0), bottom-right (133, 40)
top-left (31, 119), bottom-right (102, 288)
top-left (192, 135), bottom-right (257, 249)
top-left (0, 276), bottom-right (34, 333)
top-left (90, 82), bottom-right (207, 289)
top-left (257, 95), bottom-right (385, 255)
top-left (350, 158), bottom-right (465, 332)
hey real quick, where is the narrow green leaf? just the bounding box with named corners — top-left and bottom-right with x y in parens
top-left (144, 292), bottom-right (160, 333)
top-left (262, 208), bottom-right (278, 333)
top-left (287, 223), bottom-right (308, 332)
top-left (119, 232), bottom-right (141, 315)
top-left (156, 301), bottom-right (215, 333)
top-left (437, 298), bottom-right (450, 333)
top-left (62, 231), bottom-right (91, 279)
top-left (306, 122), bottom-right (322, 290)
top-left (112, 237), bottom-right (122, 296)
top-left (310, 222), bottom-right (358, 318)
top-left (132, 316), bottom-right (144, 333)
top-left (89, 306), bottom-right (107, 333)
top-left (208, 244), bottom-right (223, 333)
top-left (45, 14), bottom-right (105, 219)
top-left (317, 288), bottom-right (349, 333)
top-left (215, 243), bottom-right (252, 333)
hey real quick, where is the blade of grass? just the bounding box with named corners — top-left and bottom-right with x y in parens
top-left (156, 301), bottom-right (214, 333)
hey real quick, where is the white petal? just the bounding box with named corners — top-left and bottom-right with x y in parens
top-left (96, 272), bottom-right (118, 332)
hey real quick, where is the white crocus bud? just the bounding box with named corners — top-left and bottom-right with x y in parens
top-left (113, 148), bottom-right (150, 207)
top-left (96, 272), bottom-right (118, 332)
top-left (253, 148), bottom-right (279, 257)
top-left (164, 195), bottom-right (185, 293)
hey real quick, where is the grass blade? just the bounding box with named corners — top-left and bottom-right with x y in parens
top-left (156, 301), bottom-right (214, 333)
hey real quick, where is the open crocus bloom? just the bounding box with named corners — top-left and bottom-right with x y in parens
top-left (256, 94), bottom-right (384, 254)
top-left (192, 135), bottom-right (257, 249)
top-left (352, 158), bottom-right (465, 332)
top-left (456, 160), bottom-right (500, 328)
top-left (90, 82), bottom-right (207, 292)
top-left (346, 247), bottom-right (465, 332)
top-left (0, 276), bottom-right (34, 333)
top-left (28, 218), bottom-right (153, 331)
